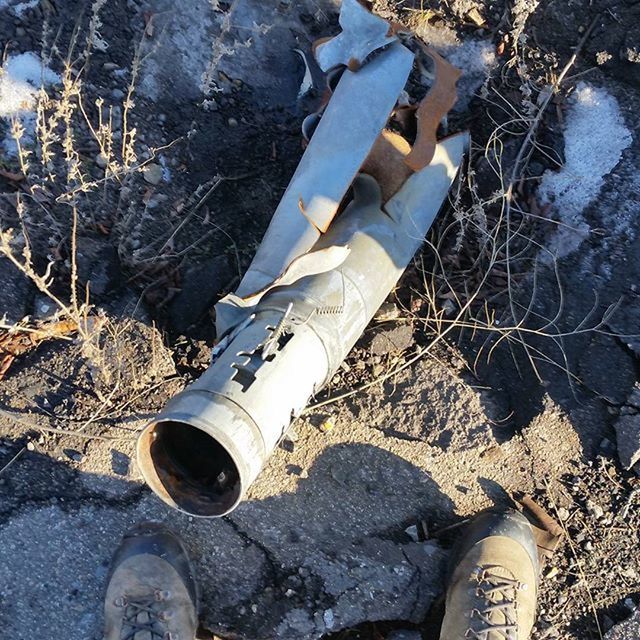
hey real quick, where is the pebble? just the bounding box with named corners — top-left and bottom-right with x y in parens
top-left (26, 442), bottom-right (35, 451)
top-left (556, 507), bottom-right (570, 521)
top-left (586, 499), bottom-right (604, 519)
top-left (227, 117), bottom-right (238, 127)
top-left (103, 62), bottom-right (119, 71)
top-left (323, 609), bottom-right (334, 629)
top-left (95, 152), bottom-right (108, 168)
top-left (64, 449), bottom-right (84, 463)
top-left (142, 163), bottom-right (163, 185)
top-left (374, 302), bottom-right (400, 322)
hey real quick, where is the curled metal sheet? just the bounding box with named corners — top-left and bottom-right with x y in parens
top-left (404, 46), bottom-right (462, 171)
top-left (314, 0), bottom-right (397, 72)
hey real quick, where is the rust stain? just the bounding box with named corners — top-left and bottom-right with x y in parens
top-left (0, 319), bottom-right (78, 381)
top-left (404, 46), bottom-right (461, 172)
top-left (361, 129), bottom-right (413, 202)
top-left (298, 197), bottom-right (327, 234)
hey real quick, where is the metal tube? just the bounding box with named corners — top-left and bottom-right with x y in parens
top-left (136, 134), bottom-right (467, 517)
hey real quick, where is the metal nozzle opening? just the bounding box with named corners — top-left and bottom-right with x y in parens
top-left (139, 420), bottom-right (242, 517)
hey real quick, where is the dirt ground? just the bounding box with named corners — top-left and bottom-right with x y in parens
top-left (0, 0), bottom-right (639, 639)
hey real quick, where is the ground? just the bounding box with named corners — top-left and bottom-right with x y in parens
top-left (0, 0), bottom-right (639, 639)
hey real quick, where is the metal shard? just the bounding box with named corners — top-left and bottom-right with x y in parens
top-left (314, 0), bottom-right (397, 72)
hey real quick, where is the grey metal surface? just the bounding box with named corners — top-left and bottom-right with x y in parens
top-left (215, 41), bottom-right (414, 335)
top-left (314, 0), bottom-right (397, 72)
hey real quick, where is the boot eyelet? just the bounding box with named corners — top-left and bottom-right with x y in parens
top-left (114, 596), bottom-right (126, 607)
top-left (155, 589), bottom-right (171, 601)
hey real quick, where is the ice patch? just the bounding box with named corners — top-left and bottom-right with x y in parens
top-left (0, 52), bottom-right (60, 153)
top-left (538, 82), bottom-right (633, 258)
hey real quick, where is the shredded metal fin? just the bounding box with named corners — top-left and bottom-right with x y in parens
top-left (404, 46), bottom-right (462, 171)
top-left (314, 0), bottom-right (397, 72)
top-left (227, 245), bottom-right (351, 309)
top-left (262, 302), bottom-right (293, 360)
top-left (294, 48), bottom-right (314, 100)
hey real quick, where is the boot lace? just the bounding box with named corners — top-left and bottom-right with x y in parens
top-left (114, 591), bottom-right (174, 640)
top-left (465, 566), bottom-right (520, 640)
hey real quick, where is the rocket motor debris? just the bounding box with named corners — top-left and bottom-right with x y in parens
top-left (137, 0), bottom-right (469, 517)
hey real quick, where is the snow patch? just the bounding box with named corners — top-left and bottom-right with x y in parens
top-left (0, 52), bottom-right (60, 153)
top-left (538, 82), bottom-right (633, 258)
top-left (442, 39), bottom-right (497, 110)
top-left (0, 0), bottom-right (40, 16)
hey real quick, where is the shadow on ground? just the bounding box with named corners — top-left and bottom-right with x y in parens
top-left (0, 439), bottom-right (453, 640)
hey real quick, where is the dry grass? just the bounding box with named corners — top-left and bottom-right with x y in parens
top-left (311, 9), bottom-right (619, 410)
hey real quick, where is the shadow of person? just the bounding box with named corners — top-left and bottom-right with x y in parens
top-left (0, 437), bottom-right (456, 640)
top-left (193, 442), bottom-right (457, 639)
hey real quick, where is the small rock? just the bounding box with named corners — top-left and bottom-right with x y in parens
top-left (614, 413), bottom-right (640, 469)
top-left (556, 507), bottom-right (570, 521)
top-left (227, 117), bottom-right (238, 127)
top-left (95, 152), bottom-right (108, 168)
top-left (586, 499), bottom-right (604, 520)
top-left (323, 609), bottom-right (334, 629)
top-left (103, 62), bottom-right (119, 71)
top-left (63, 448), bottom-right (84, 463)
top-left (110, 450), bottom-right (130, 476)
top-left (75, 237), bottom-right (120, 297)
top-left (374, 302), bottom-right (400, 322)
top-left (621, 566), bottom-right (638, 581)
top-left (142, 163), bottom-right (163, 185)
top-left (370, 325), bottom-right (414, 356)
top-left (404, 525), bottom-right (419, 542)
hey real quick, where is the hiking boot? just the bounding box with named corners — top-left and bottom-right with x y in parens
top-left (440, 509), bottom-right (539, 640)
top-left (104, 521), bottom-right (199, 640)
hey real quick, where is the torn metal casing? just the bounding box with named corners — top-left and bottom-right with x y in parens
top-left (405, 45), bottom-right (462, 171)
top-left (314, 0), bottom-right (397, 72)
top-left (293, 48), bottom-right (314, 99)
top-left (215, 41), bottom-right (414, 335)
top-left (136, 133), bottom-right (468, 517)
